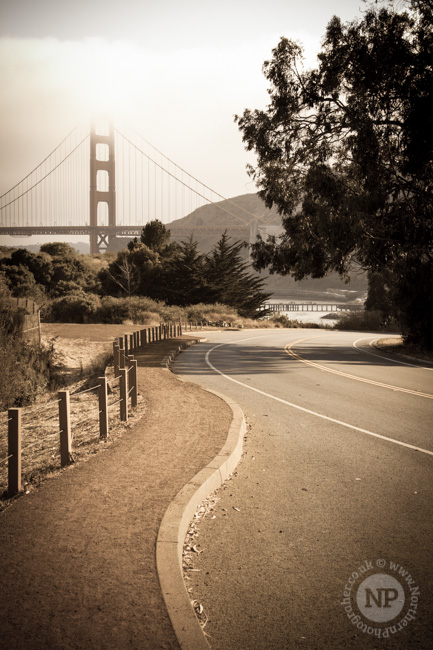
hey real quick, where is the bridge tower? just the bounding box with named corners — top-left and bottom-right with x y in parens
top-left (89, 119), bottom-right (117, 254)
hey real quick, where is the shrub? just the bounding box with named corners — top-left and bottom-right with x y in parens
top-left (185, 303), bottom-right (239, 323)
top-left (43, 292), bottom-right (101, 323)
top-left (0, 317), bottom-right (55, 410)
top-left (98, 296), bottom-right (163, 324)
top-left (334, 309), bottom-right (390, 332)
top-left (98, 296), bottom-right (131, 323)
top-left (159, 304), bottom-right (183, 323)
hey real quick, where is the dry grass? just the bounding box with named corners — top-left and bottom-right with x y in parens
top-left (0, 363), bottom-right (145, 507)
top-left (375, 337), bottom-right (433, 364)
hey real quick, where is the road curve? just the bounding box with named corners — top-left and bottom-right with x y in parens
top-left (173, 328), bottom-right (433, 650)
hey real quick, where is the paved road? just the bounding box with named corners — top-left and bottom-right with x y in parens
top-left (173, 329), bottom-right (433, 649)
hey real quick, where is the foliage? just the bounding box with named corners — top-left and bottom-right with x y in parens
top-left (235, 1), bottom-right (433, 347)
top-left (43, 292), bottom-right (102, 323)
top-left (0, 263), bottom-right (39, 299)
top-left (184, 303), bottom-right (239, 323)
top-left (98, 296), bottom-right (163, 325)
top-left (0, 243), bottom-right (98, 299)
top-left (164, 236), bottom-right (207, 306)
top-left (334, 309), bottom-right (399, 333)
top-left (98, 242), bottom-right (161, 297)
top-left (139, 219), bottom-right (178, 257)
top-left (2, 227), bottom-right (271, 322)
top-left (204, 232), bottom-right (271, 318)
top-left (0, 277), bottom-right (54, 409)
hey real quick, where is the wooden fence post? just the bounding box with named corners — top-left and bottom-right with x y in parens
top-left (58, 390), bottom-right (72, 466)
top-left (124, 334), bottom-right (129, 357)
top-left (8, 408), bottom-right (22, 498)
top-left (98, 376), bottom-right (108, 439)
top-left (119, 368), bottom-right (128, 422)
top-left (113, 341), bottom-right (120, 378)
top-left (118, 338), bottom-right (125, 369)
top-left (141, 329), bottom-right (146, 346)
top-left (128, 356), bottom-right (138, 408)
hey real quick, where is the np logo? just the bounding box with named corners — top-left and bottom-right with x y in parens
top-left (341, 559), bottom-right (419, 638)
top-left (357, 574), bottom-right (405, 622)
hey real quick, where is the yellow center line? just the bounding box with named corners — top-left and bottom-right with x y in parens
top-left (285, 338), bottom-right (433, 400)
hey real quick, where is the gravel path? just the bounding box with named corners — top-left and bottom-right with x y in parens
top-left (0, 333), bottom-right (232, 649)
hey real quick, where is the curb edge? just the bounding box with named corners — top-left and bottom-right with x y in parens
top-left (156, 345), bottom-right (246, 650)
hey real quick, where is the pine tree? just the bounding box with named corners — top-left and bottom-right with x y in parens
top-left (204, 232), bottom-right (271, 317)
top-left (164, 236), bottom-right (207, 306)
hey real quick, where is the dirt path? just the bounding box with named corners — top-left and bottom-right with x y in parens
top-left (0, 328), bottom-right (232, 649)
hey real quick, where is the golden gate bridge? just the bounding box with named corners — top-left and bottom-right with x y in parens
top-left (0, 118), bottom-right (260, 254)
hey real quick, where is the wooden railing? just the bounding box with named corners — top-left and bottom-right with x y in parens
top-left (1, 320), bottom-right (186, 499)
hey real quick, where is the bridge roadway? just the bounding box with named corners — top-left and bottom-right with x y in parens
top-left (173, 329), bottom-right (433, 649)
top-left (0, 225), bottom-right (145, 237)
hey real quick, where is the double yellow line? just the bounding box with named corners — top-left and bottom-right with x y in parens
top-left (285, 337), bottom-right (433, 400)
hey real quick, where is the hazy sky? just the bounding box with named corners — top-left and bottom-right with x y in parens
top-left (0, 0), bottom-right (369, 214)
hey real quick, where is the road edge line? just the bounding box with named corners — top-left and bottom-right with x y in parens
top-left (156, 345), bottom-right (246, 650)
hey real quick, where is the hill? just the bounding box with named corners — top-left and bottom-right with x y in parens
top-left (167, 193), bottom-right (367, 301)
top-left (167, 192), bottom-right (281, 260)
top-left (169, 192), bottom-right (282, 230)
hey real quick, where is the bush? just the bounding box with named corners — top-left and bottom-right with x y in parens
top-left (334, 309), bottom-right (398, 332)
top-left (98, 296), bottom-right (131, 324)
top-left (98, 296), bottom-right (163, 325)
top-left (159, 304), bottom-right (184, 323)
top-left (0, 317), bottom-right (54, 410)
top-left (43, 292), bottom-right (101, 323)
top-left (272, 314), bottom-right (302, 328)
top-left (185, 303), bottom-right (239, 323)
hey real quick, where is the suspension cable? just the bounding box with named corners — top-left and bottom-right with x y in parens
top-left (116, 125), bottom-right (268, 225)
top-left (0, 124), bottom-right (82, 200)
top-left (115, 129), bottom-right (256, 227)
top-left (0, 135), bottom-right (89, 209)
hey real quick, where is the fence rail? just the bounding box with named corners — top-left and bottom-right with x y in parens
top-left (1, 319), bottom-right (186, 499)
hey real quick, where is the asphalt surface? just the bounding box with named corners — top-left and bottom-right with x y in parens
top-left (173, 329), bottom-right (433, 649)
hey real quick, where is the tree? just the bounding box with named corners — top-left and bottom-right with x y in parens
top-left (236, 1), bottom-right (433, 347)
top-left (0, 264), bottom-right (39, 298)
top-left (140, 220), bottom-right (170, 252)
top-left (204, 232), bottom-right (271, 318)
top-left (9, 249), bottom-right (52, 287)
top-left (98, 241), bottom-right (160, 297)
top-left (164, 236), bottom-right (207, 306)
top-left (138, 219), bottom-right (179, 258)
top-left (39, 242), bottom-right (95, 294)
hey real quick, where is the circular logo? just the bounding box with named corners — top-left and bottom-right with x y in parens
top-left (356, 573), bottom-right (405, 622)
top-left (341, 559), bottom-right (419, 638)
